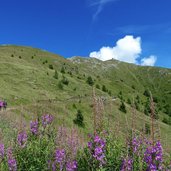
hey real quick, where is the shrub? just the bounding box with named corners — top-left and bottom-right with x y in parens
top-left (62, 76), bottom-right (69, 85)
top-left (132, 85), bottom-right (135, 89)
top-left (73, 103), bottom-right (77, 109)
top-left (108, 90), bottom-right (112, 96)
top-left (96, 84), bottom-right (100, 89)
top-left (49, 64), bottom-right (53, 70)
top-left (73, 110), bottom-right (84, 127)
top-left (61, 66), bottom-right (65, 74)
top-left (127, 98), bottom-right (131, 105)
top-left (86, 76), bottom-right (94, 86)
top-left (102, 85), bottom-right (107, 92)
top-left (119, 101), bottom-right (127, 113)
top-left (58, 81), bottom-right (63, 90)
top-left (143, 89), bottom-right (150, 97)
top-left (118, 91), bottom-right (123, 100)
top-left (53, 70), bottom-right (58, 79)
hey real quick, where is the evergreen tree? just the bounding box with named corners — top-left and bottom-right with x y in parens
top-left (73, 110), bottom-right (84, 127)
top-left (118, 91), bottom-right (123, 101)
top-left (58, 81), bottom-right (63, 90)
top-left (86, 76), bottom-right (94, 86)
top-left (53, 70), bottom-right (58, 79)
top-left (62, 76), bottom-right (69, 85)
top-left (143, 89), bottom-right (150, 97)
top-left (61, 66), bottom-right (65, 74)
top-left (119, 101), bottom-right (127, 113)
top-left (49, 64), bottom-right (53, 70)
top-left (102, 85), bottom-right (107, 92)
top-left (127, 98), bottom-right (131, 105)
top-left (96, 84), bottom-right (100, 89)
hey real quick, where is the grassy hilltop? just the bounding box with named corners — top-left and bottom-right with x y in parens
top-left (0, 45), bottom-right (171, 150)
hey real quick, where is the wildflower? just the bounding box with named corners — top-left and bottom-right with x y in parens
top-left (88, 134), bottom-right (106, 167)
top-left (54, 149), bottom-right (66, 170)
top-left (7, 148), bottom-right (17, 171)
top-left (17, 131), bottom-right (27, 148)
top-left (88, 142), bottom-right (92, 149)
top-left (66, 160), bottom-right (77, 171)
top-left (42, 114), bottom-right (54, 127)
top-left (55, 149), bottom-right (65, 163)
top-left (121, 157), bottom-right (133, 171)
top-left (132, 137), bottom-right (141, 154)
top-left (0, 143), bottom-right (4, 159)
top-left (8, 158), bottom-right (17, 171)
top-left (144, 141), bottom-right (163, 170)
top-left (30, 119), bottom-right (38, 135)
top-left (94, 135), bottom-right (101, 143)
top-left (7, 147), bottom-right (13, 159)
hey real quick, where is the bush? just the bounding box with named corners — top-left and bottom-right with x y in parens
top-left (53, 70), bottom-right (58, 79)
top-left (49, 64), bottom-right (53, 70)
top-left (62, 76), bottom-right (69, 85)
top-left (143, 89), bottom-right (150, 97)
top-left (58, 81), bottom-right (63, 90)
top-left (61, 66), bottom-right (65, 74)
top-left (86, 76), bottom-right (94, 86)
top-left (95, 84), bottom-right (100, 89)
top-left (119, 101), bottom-right (127, 113)
top-left (73, 110), bottom-right (84, 127)
top-left (162, 117), bottom-right (171, 125)
top-left (102, 85), bottom-right (107, 92)
top-left (127, 98), bottom-right (131, 105)
top-left (118, 91), bottom-right (123, 100)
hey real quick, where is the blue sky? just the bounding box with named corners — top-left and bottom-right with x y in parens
top-left (0, 0), bottom-right (171, 68)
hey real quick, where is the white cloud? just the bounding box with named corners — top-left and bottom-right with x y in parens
top-left (140, 55), bottom-right (157, 66)
top-left (88, 0), bottom-right (117, 20)
top-left (89, 35), bottom-right (142, 63)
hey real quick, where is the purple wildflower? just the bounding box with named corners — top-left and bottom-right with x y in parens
top-left (0, 143), bottom-right (4, 159)
top-left (42, 114), bottom-right (54, 127)
top-left (8, 158), bottom-right (17, 171)
top-left (88, 142), bottom-right (92, 149)
top-left (30, 119), bottom-right (38, 135)
top-left (88, 134), bottom-right (106, 167)
top-left (17, 131), bottom-right (27, 148)
top-left (144, 141), bottom-right (163, 170)
top-left (66, 160), bottom-right (77, 171)
top-left (94, 135), bottom-right (101, 143)
top-left (121, 157), bottom-right (133, 171)
top-left (7, 147), bottom-right (13, 159)
top-left (54, 149), bottom-right (66, 170)
top-left (7, 148), bottom-right (17, 171)
top-left (132, 137), bottom-right (141, 154)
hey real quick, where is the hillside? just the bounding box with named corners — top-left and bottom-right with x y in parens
top-left (0, 45), bottom-right (171, 150)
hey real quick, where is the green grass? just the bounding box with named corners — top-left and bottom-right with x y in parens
top-left (0, 45), bottom-right (171, 151)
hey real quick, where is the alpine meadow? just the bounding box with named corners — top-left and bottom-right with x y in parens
top-left (0, 45), bottom-right (171, 170)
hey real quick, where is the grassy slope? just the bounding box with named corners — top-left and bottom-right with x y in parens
top-left (0, 45), bottom-right (171, 151)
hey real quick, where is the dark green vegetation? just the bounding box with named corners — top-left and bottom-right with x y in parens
top-left (0, 45), bottom-right (171, 150)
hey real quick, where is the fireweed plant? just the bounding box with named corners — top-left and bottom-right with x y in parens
top-left (0, 113), bottom-right (171, 170)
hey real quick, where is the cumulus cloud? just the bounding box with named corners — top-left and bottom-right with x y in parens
top-left (140, 55), bottom-right (157, 66)
top-left (89, 35), bottom-right (142, 63)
